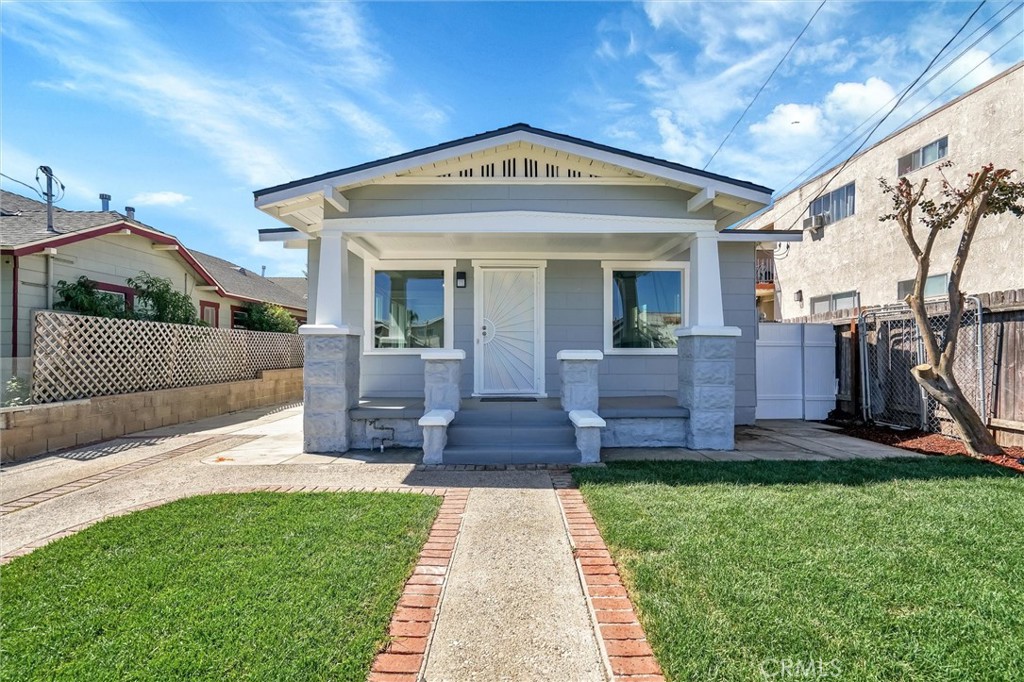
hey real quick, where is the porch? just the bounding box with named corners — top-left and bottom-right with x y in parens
top-left (251, 124), bottom-right (803, 463)
top-left (347, 394), bottom-right (691, 465)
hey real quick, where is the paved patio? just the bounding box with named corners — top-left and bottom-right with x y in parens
top-left (1, 402), bottom-right (918, 682)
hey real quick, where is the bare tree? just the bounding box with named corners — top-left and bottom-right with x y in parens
top-left (879, 163), bottom-right (1024, 457)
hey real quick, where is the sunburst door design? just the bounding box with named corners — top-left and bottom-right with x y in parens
top-left (478, 268), bottom-right (539, 394)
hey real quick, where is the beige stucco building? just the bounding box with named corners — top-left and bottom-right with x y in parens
top-left (743, 62), bottom-right (1023, 320)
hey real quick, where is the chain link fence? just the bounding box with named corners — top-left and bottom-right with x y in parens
top-left (859, 297), bottom-right (985, 437)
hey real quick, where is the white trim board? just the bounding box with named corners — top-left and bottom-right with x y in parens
top-left (324, 211), bottom-right (716, 235)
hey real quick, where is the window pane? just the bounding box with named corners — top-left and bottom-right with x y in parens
top-left (937, 136), bottom-right (948, 159)
top-left (923, 274), bottom-right (947, 298)
top-left (374, 271), bottom-right (444, 349)
top-left (810, 297), bottom-right (830, 315)
top-left (832, 291), bottom-right (857, 311)
top-left (612, 270), bottom-right (681, 349)
top-left (897, 279), bottom-right (914, 300)
top-left (922, 141), bottom-right (939, 165)
top-left (898, 154), bottom-right (913, 175)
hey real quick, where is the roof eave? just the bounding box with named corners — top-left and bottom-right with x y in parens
top-left (253, 125), bottom-right (773, 211)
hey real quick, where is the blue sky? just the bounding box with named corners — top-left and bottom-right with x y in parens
top-left (2, 1), bottom-right (1021, 276)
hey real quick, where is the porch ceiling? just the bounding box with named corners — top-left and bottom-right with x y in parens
top-left (346, 230), bottom-right (691, 260)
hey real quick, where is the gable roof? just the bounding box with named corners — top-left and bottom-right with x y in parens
top-left (0, 189), bottom-right (170, 248)
top-left (268, 276), bottom-right (308, 302)
top-left (1, 189), bottom-right (305, 312)
top-left (253, 123), bottom-right (773, 202)
top-left (190, 251), bottom-right (307, 311)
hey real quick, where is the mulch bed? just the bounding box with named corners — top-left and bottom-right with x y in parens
top-left (837, 422), bottom-right (1024, 474)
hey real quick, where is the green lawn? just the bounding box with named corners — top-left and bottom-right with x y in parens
top-left (1, 492), bottom-right (441, 682)
top-left (574, 458), bottom-right (1023, 682)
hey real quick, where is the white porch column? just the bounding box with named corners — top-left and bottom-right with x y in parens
top-left (309, 227), bottom-right (348, 330)
top-left (678, 232), bottom-right (741, 450)
top-left (300, 228), bottom-right (360, 453)
top-left (688, 232), bottom-right (726, 330)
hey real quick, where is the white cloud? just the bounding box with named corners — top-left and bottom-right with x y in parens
top-left (824, 77), bottom-right (898, 123)
top-left (329, 101), bottom-right (406, 158)
top-left (292, 3), bottom-right (389, 84)
top-left (749, 103), bottom-right (829, 143)
top-left (128, 191), bottom-right (191, 207)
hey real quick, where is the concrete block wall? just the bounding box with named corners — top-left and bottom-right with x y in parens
top-left (0, 368), bottom-right (302, 463)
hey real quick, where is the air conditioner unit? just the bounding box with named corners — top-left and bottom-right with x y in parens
top-left (802, 214), bottom-right (827, 231)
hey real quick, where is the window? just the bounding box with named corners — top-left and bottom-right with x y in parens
top-left (898, 137), bottom-right (948, 175)
top-left (602, 262), bottom-right (687, 354)
top-left (364, 261), bottom-right (454, 353)
top-left (809, 291), bottom-right (858, 315)
top-left (200, 301), bottom-right (219, 327)
top-left (897, 273), bottom-right (948, 300)
top-left (230, 305), bottom-right (247, 329)
top-left (93, 282), bottom-right (135, 310)
top-left (809, 182), bottom-right (856, 224)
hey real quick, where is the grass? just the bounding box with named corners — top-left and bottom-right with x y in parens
top-left (1, 492), bottom-right (441, 682)
top-left (574, 457), bottom-right (1023, 682)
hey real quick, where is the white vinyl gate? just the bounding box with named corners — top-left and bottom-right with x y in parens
top-left (756, 323), bottom-right (837, 420)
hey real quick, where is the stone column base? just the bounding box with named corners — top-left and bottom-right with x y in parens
top-left (422, 350), bottom-right (465, 412)
top-left (557, 350), bottom-right (602, 412)
top-left (302, 332), bottom-right (360, 453)
top-left (677, 328), bottom-right (740, 450)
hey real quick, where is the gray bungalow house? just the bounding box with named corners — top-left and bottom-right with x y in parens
top-left (254, 124), bottom-right (799, 464)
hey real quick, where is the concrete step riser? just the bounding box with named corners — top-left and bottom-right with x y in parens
top-left (441, 446), bottom-right (581, 465)
top-left (446, 426), bottom-right (576, 447)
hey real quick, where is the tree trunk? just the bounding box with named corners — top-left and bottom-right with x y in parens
top-left (911, 363), bottom-right (1003, 457)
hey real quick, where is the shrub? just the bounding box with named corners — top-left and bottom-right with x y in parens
top-left (239, 302), bottom-right (299, 333)
top-left (54, 277), bottom-right (129, 318)
top-left (127, 272), bottom-right (199, 325)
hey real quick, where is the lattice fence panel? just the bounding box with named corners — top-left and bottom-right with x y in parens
top-left (31, 311), bottom-right (303, 404)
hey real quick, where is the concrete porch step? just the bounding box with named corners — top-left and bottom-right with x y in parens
top-left (441, 444), bottom-right (582, 465)
top-left (446, 423), bottom-right (576, 447)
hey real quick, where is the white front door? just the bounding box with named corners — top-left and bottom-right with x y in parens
top-left (475, 264), bottom-right (545, 395)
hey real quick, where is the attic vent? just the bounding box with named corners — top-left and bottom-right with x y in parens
top-left (524, 158), bottom-right (539, 178)
top-left (481, 163), bottom-right (495, 177)
top-left (545, 163), bottom-right (559, 178)
top-left (567, 169), bottom-right (582, 178)
top-left (502, 158), bottom-right (516, 177)
top-left (458, 168), bottom-right (473, 178)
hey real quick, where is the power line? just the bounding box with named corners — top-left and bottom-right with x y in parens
top-left (0, 172), bottom-right (43, 198)
top-left (758, 30), bottom-right (1021, 233)
top-left (780, 0), bottom-right (990, 231)
top-left (775, 1), bottom-right (1021, 197)
top-left (702, 0), bottom-right (828, 171)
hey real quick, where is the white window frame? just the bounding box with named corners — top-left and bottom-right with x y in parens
top-left (363, 259), bottom-right (455, 355)
top-left (809, 290), bottom-right (859, 314)
top-left (899, 136), bottom-right (948, 175)
top-left (601, 260), bottom-right (689, 356)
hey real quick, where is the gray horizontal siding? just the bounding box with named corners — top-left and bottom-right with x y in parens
top-left (343, 184), bottom-right (696, 220)
top-left (354, 248), bottom-right (758, 422)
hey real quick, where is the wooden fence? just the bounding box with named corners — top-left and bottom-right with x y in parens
top-left (790, 289), bottom-right (1023, 447)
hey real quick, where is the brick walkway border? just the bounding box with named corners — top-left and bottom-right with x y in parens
top-left (369, 489), bottom-right (468, 682)
top-left (0, 435), bottom-right (259, 517)
top-left (555, 479), bottom-right (666, 682)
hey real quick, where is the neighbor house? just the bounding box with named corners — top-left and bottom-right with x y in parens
top-left (1, 190), bottom-right (307, 380)
top-left (743, 62), bottom-right (1024, 320)
top-left (255, 124), bottom-right (800, 463)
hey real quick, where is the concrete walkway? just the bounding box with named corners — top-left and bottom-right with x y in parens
top-left (424, 481), bottom-right (605, 682)
top-left (1, 404), bottom-right (917, 681)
